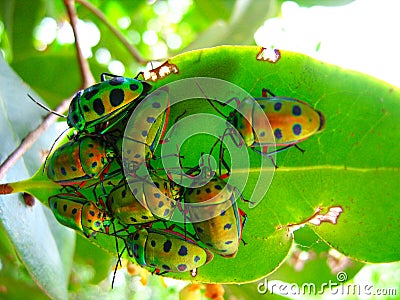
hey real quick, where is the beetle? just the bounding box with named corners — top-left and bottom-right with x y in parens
top-left (122, 86), bottom-right (171, 176)
top-left (203, 86), bottom-right (325, 161)
top-left (140, 173), bottom-right (182, 220)
top-left (126, 227), bottom-right (213, 275)
top-left (183, 174), bottom-right (248, 258)
top-left (67, 73), bottom-right (152, 133)
top-left (46, 135), bottom-right (115, 186)
top-left (106, 181), bottom-right (158, 226)
top-left (28, 73), bottom-right (151, 136)
top-left (48, 193), bottom-right (111, 237)
top-left (106, 173), bottom-right (181, 225)
top-left (227, 88), bottom-right (325, 153)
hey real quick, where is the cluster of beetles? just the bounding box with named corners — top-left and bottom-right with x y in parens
top-left (43, 71), bottom-right (325, 277)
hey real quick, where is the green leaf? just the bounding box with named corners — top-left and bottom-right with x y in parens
top-left (0, 56), bottom-right (75, 300)
top-left (143, 45), bottom-right (400, 280)
top-left (267, 226), bottom-right (364, 286)
top-left (11, 53), bottom-right (81, 108)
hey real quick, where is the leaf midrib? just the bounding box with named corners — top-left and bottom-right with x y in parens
top-left (248, 166), bottom-right (400, 172)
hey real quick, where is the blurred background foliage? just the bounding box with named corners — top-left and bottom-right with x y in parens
top-left (0, 0), bottom-right (399, 299)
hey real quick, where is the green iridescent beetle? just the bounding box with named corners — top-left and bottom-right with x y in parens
top-left (48, 193), bottom-right (111, 237)
top-left (126, 228), bottom-right (213, 276)
top-left (184, 175), bottom-right (248, 258)
top-left (46, 135), bottom-right (115, 186)
top-left (67, 73), bottom-right (152, 133)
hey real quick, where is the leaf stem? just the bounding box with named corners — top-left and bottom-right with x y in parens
top-left (0, 178), bottom-right (60, 195)
top-left (75, 0), bottom-right (147, 65)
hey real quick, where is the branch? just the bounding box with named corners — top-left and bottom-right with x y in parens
top-left (75, 0), bottom-right (147, 65)
top-left (64, 0), bottom-right (95, 88)
top-left (0, 98), bottom-right (71, 181)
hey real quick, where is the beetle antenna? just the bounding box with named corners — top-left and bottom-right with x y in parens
top-left (111, 244), bottom-right (125, 289)
top-left (194, 81), bottom-right (229, 118)
top-left (42, 127), bottom-right (71, 175)
top-left (28, 94), bottom-right (67, 118)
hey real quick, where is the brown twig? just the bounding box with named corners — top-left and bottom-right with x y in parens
top-left (0, 98), bottom-right (71, 181)
top-left (64, 0), bottom-right (95, 88)
top-left (75, 0), bottom-right (147, 65)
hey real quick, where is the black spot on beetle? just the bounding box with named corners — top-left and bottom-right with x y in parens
top-left (293, 124), bottom-right (302, 135)
top-left (224, 223), bottom-right (232, 230)
top-left (109, 89), bottom-right (125, 107)
top-left (60, 167), bottom-right (67, 176)
top-left (109, 77), bottom-right (124, 86)
top-left (72, 114), bottom-right (79, 125)
top-left (177, 264), bottom-right (187, 271)
top-left (130, 83), bottom-right (139, 91)
top-left (274, 102), bottom-right (282, 111)
top-left (274, 128), bottom-right (283, 139)
top-left (93, 98), bottom-right (105, 115)
top-left (178, 246), bottom-right (188, 256)
top-left (163, 240), bottom-right (172, 252)
top-left (293, 105), bottom-right (302, 116)
top-left (84, 88), bottom-right (99, 100)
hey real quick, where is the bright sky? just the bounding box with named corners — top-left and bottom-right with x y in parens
top-left (254, 0), bottom-right (400, 87)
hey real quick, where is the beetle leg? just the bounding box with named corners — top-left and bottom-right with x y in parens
top-left (294, 144), bottom-right (305, 153)
top-left (261, 88), bottom-right (276, 98)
